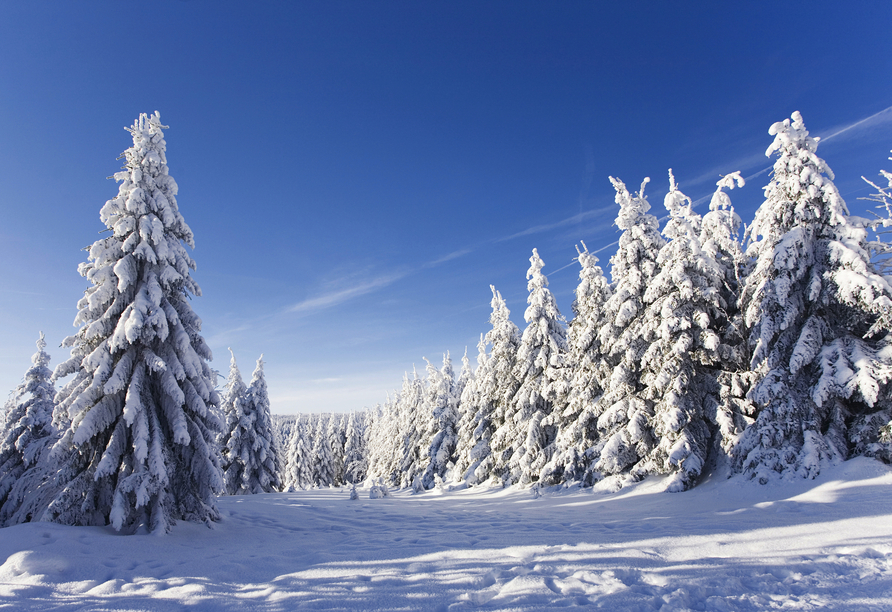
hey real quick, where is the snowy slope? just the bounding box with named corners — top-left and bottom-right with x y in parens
top-left (1, 458), bottom-right (891, 611)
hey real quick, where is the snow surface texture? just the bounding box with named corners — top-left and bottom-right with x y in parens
top-left (1, 458), bottom-right (890, 611)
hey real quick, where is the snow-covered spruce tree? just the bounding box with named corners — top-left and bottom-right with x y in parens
top-left (452, 346), bottom-right (478, 480)
top-left (591, 177), bottom-right (665, 483)
top-left (222, 355), bottom-right (281, 494)
top-left (490, 250), bottom-right (567, 485)
top-left (635, 172), bottom-right (730, 491)
top-left (364, 400), bottom-right (396, 484)
top-left (220, 349), bottom-right (248, 493)
top-left (309, 413), bottom-right (338, 487)
top-left (283, 415), bottom-right (314, 490)
top-left (272, 413), bottom-right (298, 478)
top-left (327, 412), bottom-right (347, 486)
top-left (46, 112), bottom-right (222, 532)
top-left (397, 369), bottom-right (427, 489)
top-left (737, 111), bottom-right (892, 482)
top-left (461, 287), bottom-right (521, 485)
top-left (540, 242), bottom-right (612, 485)
top-left (0, 333), bottom-right (57, 526)
top-left (699, 173), bottom-right (757, 464)
top-left (343, 411), bottom-right (367, 484)
top-left (420, 353), bottom-right (458, 489)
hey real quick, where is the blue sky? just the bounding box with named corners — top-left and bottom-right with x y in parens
top-left (2, 2), bottom-right (891, 414)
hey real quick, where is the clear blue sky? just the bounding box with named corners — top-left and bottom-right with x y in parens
top-left (2, 2), bottom-right (891, 414)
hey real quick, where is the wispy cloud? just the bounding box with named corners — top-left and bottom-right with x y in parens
top-left (683, 151), bottom-right (769, 190)
top-left (425, 248), bottom-right (474, 267)
top-left (496, 205), bottom-right (616, 243)
top-left (286, 272), bottom-right (409, 315)
top-left (819, 105), bottom-right (892, 143)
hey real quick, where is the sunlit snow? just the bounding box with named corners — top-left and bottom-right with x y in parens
top-left (1, 457), bottom-right (890, 611)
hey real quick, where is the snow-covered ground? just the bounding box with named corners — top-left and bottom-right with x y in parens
top-left (1, 458), bottom-right (891, 611)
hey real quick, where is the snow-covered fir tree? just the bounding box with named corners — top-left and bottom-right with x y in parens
top-left (460, 287), bottom-right (521, 485)
top-left (490, 249), bottom-right (567, 485)
top-left (45, 112), bottom-right (222, 532)
top-left (592, 177), bottom-right (665, 483)
top-left (540, 242), bottom-right (612, 485)
top-left (699, 173), bottom-right (757, 464)
top-left (220, 349), bottom-right (248, 493)
top-left (343, 411), bottom-right (367, 484)
top-left (452, 347), bottom-right (478, 480)
top-left (636, 172), bottom-right (729, 490)
top-left (327, 412), bottom-right (346, 486)
top-left (737, 111), bottom-right (892, 482)
top-left (420, 353), bottom-right (458, 489)
top-left (222, 355), bottom-right (281, 494)
top-left (397, 369), bottom-right (427, 489)
top-left (311, 414), bottom-right (337, 487)
top-left (283, 415), bottom-right (314, 490)
top-left (0, 333), bottom-right (57, 526)
top-left (364, 401), bottom-right (395, 484)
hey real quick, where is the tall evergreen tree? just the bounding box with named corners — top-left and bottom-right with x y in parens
top-left (637, 172), bottom-right (729, 490)
top-left (592, 177), bottom-right (665, 482)
top-left (737, 111), bottom-right (892, 482)
top-left (421, 353), bottom-right (458, 488)
top-left (540, 242), bottom-right (611, 485)
top-left (220, 349), bottom-right (248, 493)
top-left (462, 287), bottom-right (521, 485)
top-left (223, 355), bottom-right (281, 494)
top-left (45, 112), bottom-right (222, 532)
top-left (311, 414), bottom-right (336, 487)
top-left (0, 333), bottom-right (57, 526)
top-left (343, 411), bottom-right (367, 484)
top-left (397, 369), bottom-right (426, 489)
top-left (491, 249), bottom-right (567, 485)
top-left (699, 174), bottom-right (756, 464)
top-left (453, 347), bottom-right (479, 481)
top-left (327, 412), bottom-right (347, 486)
top-left (283, 415), bottom-right (314, 490)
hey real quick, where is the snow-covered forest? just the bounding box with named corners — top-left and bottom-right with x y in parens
top-left (3, 109), bottom-right (892, 540)
top-left (277, 110), bottom-right (892, 496)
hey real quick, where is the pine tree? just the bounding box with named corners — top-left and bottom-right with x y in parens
top-left (220, 349), bottom-right (248, 493)
top-left (224, 355), bottom-right (281, 494)
top-left (699, 174), bottom-right (757, 465)
top-left (283, 415), bottom-right (314, 490)
top-left (737, 111), bottom-right (892, 482)
top-left (327, 412), bottom-right (347, 486)
top-left (491, 250), bottom-right (567, 485)
top-left (45, 112), bottom-right (222, 532)
top-left (462, 287), bottom-right (521, 485)
top-left (311, 414), bottom-right (336, 487)
top-left (397, 369), bottom-right (426, 489)
top-left (421, 353), bottom-right (459, 488)
top-left (343, 411), bottom-right (367, 484)
top-left (365, 401), bottom-right (396, 484)
top-left (637, 172), bottom-right (729, 490)
top-left (592, 177), bottom-right (665, 482)
top-left (452, 347), bottom-right (478, 481)
top-left (540, 242), bottom-right (611, 485)
top-left (0, 333), bottom-right (57, 526)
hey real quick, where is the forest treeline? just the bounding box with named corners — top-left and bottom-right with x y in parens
top-left (2, 111), bottom-right (892, 534)
top-left (276, 111), bottom-right (892, 493)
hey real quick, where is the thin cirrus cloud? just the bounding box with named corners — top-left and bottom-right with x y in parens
top-left (282, 106), bottom-right (892, 320)
top-left (818, 105), bottom-right (892, 144)
top-left (284, 207), bottom-right (621, 318)
top-left (286, 272), bottom-right (410, 316)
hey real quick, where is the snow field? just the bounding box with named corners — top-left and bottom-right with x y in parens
top-left (1, 457), bottom-right (891, 611)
